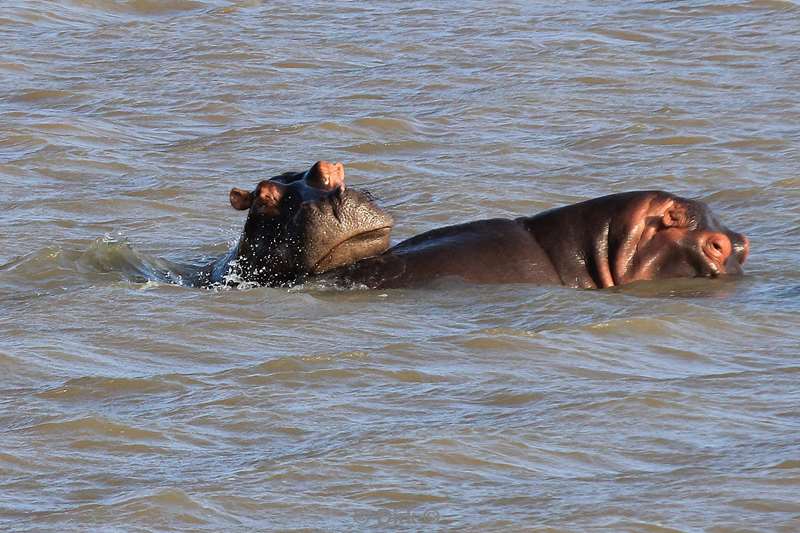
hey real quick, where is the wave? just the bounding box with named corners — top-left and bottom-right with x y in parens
top-left (0, 233), bottom-right (204, 292)
top-left (69, 0), bottom-right (212, 16)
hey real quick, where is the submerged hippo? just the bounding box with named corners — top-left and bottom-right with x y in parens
top-left (324, 190), bottom-right (749, 289)
top-left (196, 161), bottom-right (393, 287)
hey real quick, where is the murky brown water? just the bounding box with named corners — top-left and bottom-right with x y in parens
top-left (2, 1), bottom-right (799, 531)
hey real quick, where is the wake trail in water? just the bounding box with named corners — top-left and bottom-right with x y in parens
top-left (0, 233), bottom-right (205, 291)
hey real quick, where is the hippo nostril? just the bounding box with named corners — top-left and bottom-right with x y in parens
top-left (703, 233), bottom-right (731, 264)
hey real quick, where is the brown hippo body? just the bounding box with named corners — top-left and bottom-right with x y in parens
top-left (325, 218), bottom-right (562, 288)
top-left (325, 191), bottom-right (749, 289)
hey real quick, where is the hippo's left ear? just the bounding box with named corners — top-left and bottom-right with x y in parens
top-left (229, 188), bottom-right (253, 211)
top-left (662, 203), bottom-right (690, 228)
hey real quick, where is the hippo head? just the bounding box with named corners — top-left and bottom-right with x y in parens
top-left (227, 161), bottom-right (393, 286)
top-left (530, 191), bottom-right (749, 288)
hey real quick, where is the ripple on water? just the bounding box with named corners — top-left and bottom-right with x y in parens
top-left (7, 89), bottom-right (82, 105)
top-left (641, 135), bottom-right (716, 146)
top-left (36, 374), bottom-right (195, 401)
top-left (342, 139), bottom-right (439, 155)
top-left (352, 116), bottom-right (420, 135)
top-left (71, 0), bottom-right (211, 16)
top-left (466, 389), bottom-right (545, 407)
top-left (65, 488), bottom-right (231, 529)
top-left (24, 415), bottom-right (167, 442)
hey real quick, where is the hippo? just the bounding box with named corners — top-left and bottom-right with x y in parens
top-left (195, 161), bottom-right (393, 287)
top-left (323, 190), bottom-right (749, 289)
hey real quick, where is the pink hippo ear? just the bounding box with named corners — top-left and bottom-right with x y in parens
top-left (305, 160), bottom-right (345, 190)
top-left (662, 204), bottom-right (690, 228)
top-left (251, 180), bottom-right (287, 217)
top-left (229, 188), bottom-right (253, 210)
top-left (608, 193), bottom-right (677, 286)
top-left (256, 180), bottom-right (285, 206)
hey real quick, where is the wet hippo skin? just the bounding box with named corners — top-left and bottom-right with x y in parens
top-left (196, 161), bottom-right (394, 287)
top-left (325, 191), bottom-right (750, 289)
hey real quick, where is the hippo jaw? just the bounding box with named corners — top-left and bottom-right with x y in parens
top-left (310, 227), bottom-right (393, 274)
top-left (293, 188), bottom-right (394, 275)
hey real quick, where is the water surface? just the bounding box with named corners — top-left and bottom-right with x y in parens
top-left (1, 0), bottom-right (799, 531)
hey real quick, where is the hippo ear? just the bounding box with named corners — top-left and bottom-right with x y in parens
top-left (610, 193), bottom-right (678, 286)
top-left (257, 180), bottom-right (285, 206)
top-left (662, 204), bottom-right (690, 228)
top-left (306, 160), bottom-right (345, 190)
top-left (229, 188), bottom-right (253, 211)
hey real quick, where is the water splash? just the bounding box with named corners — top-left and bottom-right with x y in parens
top-left (0, 232), bottom-right (200, 292)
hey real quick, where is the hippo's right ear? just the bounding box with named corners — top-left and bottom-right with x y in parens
top-left (229, 188), bottom-right (253, 211)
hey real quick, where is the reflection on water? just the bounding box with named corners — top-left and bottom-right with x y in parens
top-left (1, 0), bottom-right (799, 530)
